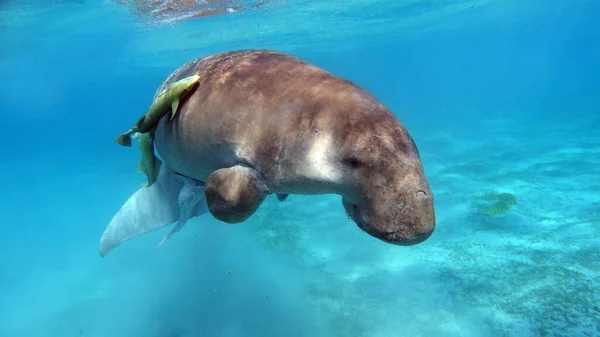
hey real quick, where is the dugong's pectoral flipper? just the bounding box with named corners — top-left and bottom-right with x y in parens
top-left (205, 165), bottom-right (270, 223)
top-left (99, 167), bottom-right (191, 257)
top-left (156, 179), bottom-right (207, 247)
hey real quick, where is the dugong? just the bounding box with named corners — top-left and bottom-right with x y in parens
top-left (99, 49), bottom-right (435, 257)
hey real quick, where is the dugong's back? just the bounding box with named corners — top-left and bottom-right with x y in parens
top-left (153, 50), bottom-right (394, 188)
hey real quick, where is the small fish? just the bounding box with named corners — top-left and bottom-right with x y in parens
top-left (133, 132), bottom-right (162, 187)
top-left (115, 74), bottom-right (200, 147)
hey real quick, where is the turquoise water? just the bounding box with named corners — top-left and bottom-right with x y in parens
top-left (1, 1), bottom-right (599, 336)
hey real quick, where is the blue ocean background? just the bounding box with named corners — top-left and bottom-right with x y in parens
top-left (1, 1), bottom-right (599, 336)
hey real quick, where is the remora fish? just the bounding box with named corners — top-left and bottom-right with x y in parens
top-left (115, 74), bottom-right (200, 147)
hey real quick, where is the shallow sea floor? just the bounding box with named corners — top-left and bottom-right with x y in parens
top-left (0, 113), bottom-right (598, 337)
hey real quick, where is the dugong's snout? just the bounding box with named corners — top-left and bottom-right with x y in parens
top-left (342, 166), bottom-right (436, 246)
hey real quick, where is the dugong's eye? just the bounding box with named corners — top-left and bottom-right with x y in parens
top-left (343, 156), bottom-right (364, 169)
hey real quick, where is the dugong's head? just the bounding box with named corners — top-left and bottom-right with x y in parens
top-left (330, 103), bottom-right (435, 246)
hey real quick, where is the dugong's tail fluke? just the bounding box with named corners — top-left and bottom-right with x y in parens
top-left (99, 167), bottom-right (210, 256)
top-left (99, 167), bottom-right (192, 256)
